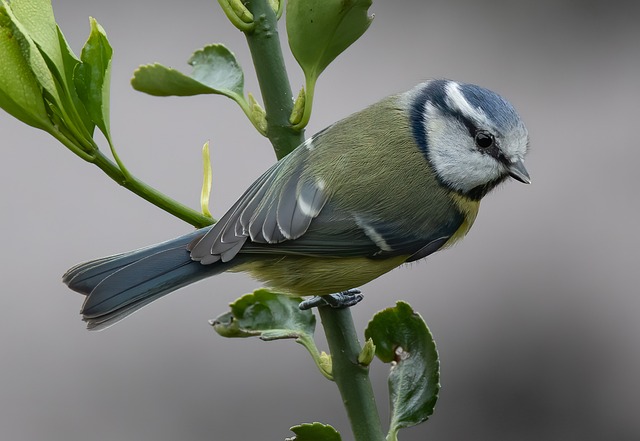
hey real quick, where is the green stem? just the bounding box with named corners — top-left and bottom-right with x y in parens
top-left (50, 128), bottom-right (213, 228)
top-left (319, 307), bottom-right (385, 441)
top-left (49, 126), bottom-right (95, 163)
top-left (240, 3), bottom-right (384, 440)
top-left (243, 0), bottom-right (304, 159)
top-left (91, 151), bottom-right (214, 228)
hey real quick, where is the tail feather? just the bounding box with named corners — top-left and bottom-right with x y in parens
top-left (63, 229), bottom-right (207, 295)
top-left (62, 228), bottom-right (239, 330)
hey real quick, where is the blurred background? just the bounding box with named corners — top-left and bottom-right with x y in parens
top-left (2, 0), bottom-right (639, 440)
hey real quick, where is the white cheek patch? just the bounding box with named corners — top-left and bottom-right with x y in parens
top-left (424, 103), bottom-right (447, 135)
top-left (424, 103), bottom-right (503, 193)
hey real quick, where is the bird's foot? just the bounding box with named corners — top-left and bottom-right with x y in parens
top-left (299, 289), bottom-right (363, 310)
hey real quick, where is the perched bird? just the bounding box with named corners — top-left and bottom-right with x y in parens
top-left (63, 79), bottom-right (530, 330)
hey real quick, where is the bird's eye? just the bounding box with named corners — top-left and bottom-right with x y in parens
top-left (474, 131), bottom-right (495, 149)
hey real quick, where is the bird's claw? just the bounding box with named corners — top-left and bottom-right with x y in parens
top-left (299, 289), bottom-right (363, 310)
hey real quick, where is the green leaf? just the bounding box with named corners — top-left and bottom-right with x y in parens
top-left (357, 337), bottom-right (376, 366)
top-left (217, 0), bottom-right (255, 32)
top-left (287, 422), bottom-right (341, 441)
top-left (6, 0), bottom-right (88, 125)
top-left (212, 289), bottom-right (333, 379)
top-left (0, 6), bottom-right (50, 129)
top-left (0, 2), bottom-right (60, 110)
top-left (211, 289), bottom-right (315, 341)
top-left (57, 24), bottom-right (95, 137)
top-left (74, 17), bottom-right (113, 140)
top-left (5, 0), bottom-right (62, 75)
top-left (364, 302), bottom-right (440, 440)
top-left (1, 0), bottom-right (96, 147)
top-left (131, 44), bottom-right (245, 103)
top-left (286, 0), bottom-right (373, 81)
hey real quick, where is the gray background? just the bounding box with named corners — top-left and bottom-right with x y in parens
top-left (2, 0), bottom-right (639, 440)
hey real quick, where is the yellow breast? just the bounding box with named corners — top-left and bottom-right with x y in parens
top-left (234, 255), bottom-right (408, 296)
top-left (444, 194), bottom-right (481, 248)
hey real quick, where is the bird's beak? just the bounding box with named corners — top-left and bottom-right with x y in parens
top-left (507, 159), bottom-right (531, 184)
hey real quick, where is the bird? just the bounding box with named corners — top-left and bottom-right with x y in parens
top-left (63, 79), bottom-right (530, 330)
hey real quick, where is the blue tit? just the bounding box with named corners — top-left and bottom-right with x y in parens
top-left (63, 79), bottom-right (530, 330)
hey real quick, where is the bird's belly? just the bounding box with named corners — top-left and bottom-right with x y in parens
top-left (231, 255), bottom-right (408, 296)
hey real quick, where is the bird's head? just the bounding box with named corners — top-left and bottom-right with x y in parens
top-left (409, 79), bottom-right (530, 200)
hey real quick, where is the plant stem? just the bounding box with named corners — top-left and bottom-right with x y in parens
top-left (319, 307), bottom-right (385, 441)
top-left (240, 3), bottom-right (385, 440)
top-left (243, 0), bottom-right (304, 159)
top-left (50, 128), bottom-right (214, 228)
top-left (91, 151), bottom-right (214, 228)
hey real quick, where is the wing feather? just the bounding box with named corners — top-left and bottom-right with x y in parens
top-left (189, 130), bottom-right (463, 264)
top-left (189, 140), bottom-right (328, 263)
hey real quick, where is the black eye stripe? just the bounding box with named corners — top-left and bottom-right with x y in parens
top-left (452, 114), bottom-right (505, 163)
top-left (457, 114), bottom-right (478, 137)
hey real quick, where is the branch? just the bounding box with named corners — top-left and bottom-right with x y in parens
top-left (319, 307), bottom-right (385, 441)
top-left (241, 3), bottom-right (384, 440)
top-left (243, 0), bottom-right (304, 160)
top-left (50, 128), bottom-right (214, 228)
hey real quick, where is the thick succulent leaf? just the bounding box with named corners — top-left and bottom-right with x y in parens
top-left (74, 17), bottom-right (112, 139)
top-left (189, 44), bottom-right (243, 96)
top-left (364, 302), bottom-right (440, 440)
top-left (286, 0), bottom-right (373, 80)
top-left (132, 63), bottom-right (215, 96)
top-left (131, 44), bottom-right (244, 102)
top-left (287, 422), bottom-right (341, 441)
top-left (0, 6), bottom-right (50, 129)
top-left (211, 289), bottom-right (315, 341)
top-left (213, 289), bottom-right (332, 379)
